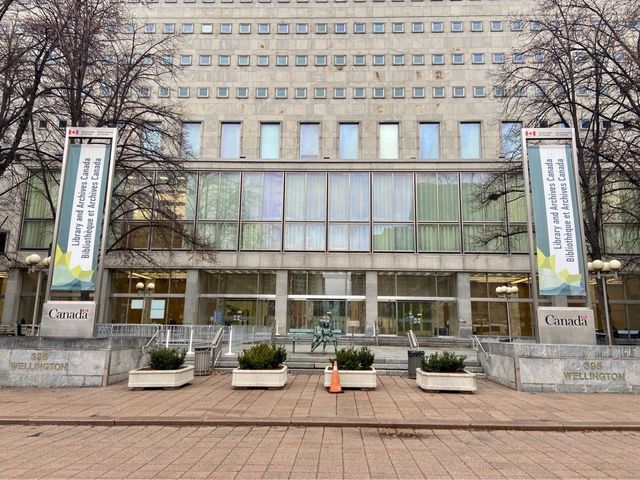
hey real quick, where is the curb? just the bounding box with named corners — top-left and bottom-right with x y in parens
top-left (1, 416), bottom-right (639, 432)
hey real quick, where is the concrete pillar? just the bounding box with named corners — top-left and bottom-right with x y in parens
top-left (275, 270), bottom-right (288, 335)
top-left (96, 268), bottom-right (110, 326)
top-left (1, 269), bottom-right (23, 325)
top-left (183, 270), bottom-right (199, 325)
top-left (457, 273), bottom-right (473, 337)
top-left (365, 271), bottom-right (378, 336)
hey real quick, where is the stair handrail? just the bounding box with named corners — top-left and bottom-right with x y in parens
top-left (142, 325), bottom-right (163, 353)
top-left (408, 330), bottom-right (419, 349)
top-left (471, 335), bottom-right (489, 358)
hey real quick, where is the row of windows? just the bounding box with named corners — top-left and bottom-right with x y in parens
top-left (149, 121), bottom-right (522, 160)
top-left (163, 85), bottom-right (497, 100)
top-left (108, 171), bottom-right (528, 254)
top-left (172, 52), bottom-right (516, 67)
top-left (143, 20), bottom-right (524, 35)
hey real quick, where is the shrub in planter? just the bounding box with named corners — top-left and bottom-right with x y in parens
top-left (237, 343), bottom-right (287, 370)
top-left (148, 347), bottom-right (186, 370)
top-left (333, 346), bottom-right (375, 370)
top-left (422, 351), bottom-right (465, 373)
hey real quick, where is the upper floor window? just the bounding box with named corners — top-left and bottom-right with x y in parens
top-left (182, 122), bottom-right (202, 158)
top-left (379, 123), bottom-right (399, 160)
top-left (339, 123), bottom-right (359, 160)
top-left (260, 123), bottom-right (280, 159)
top-left (459, 122), bottom-right (481, 159)
top-left (299, 123), bottom-right (320, 159)
top-left (419, 123), bottom-right (440, 160)
top-left (220, 123), bottom-right (241, 159)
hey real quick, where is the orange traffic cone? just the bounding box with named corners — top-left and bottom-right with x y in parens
top-left (329, 360), bottom-right (343, 394)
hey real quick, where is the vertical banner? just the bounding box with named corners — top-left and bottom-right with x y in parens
top-left (528, 145), bottom-right (586, 295)
top-left (51, 143), bottom-right (111, 291)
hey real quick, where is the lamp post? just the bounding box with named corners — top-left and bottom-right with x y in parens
top-left (495, 285), bottom-right (519, 341)
top-left (25, 254), bottom-right (51, 334)
top-left (136, 281), bottom-right (155, 323)
top-left (587, 258), bottom-right (621, 346)
top-left (496, 284), bottom-right (521, 391)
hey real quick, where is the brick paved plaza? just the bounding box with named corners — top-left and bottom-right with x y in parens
top-left (1, 374), bottom-right (640, 479)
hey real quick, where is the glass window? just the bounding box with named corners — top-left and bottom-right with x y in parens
top-left (182, 122), bottom-right (201, 157)
top-left (299, 123), bottom-right (320, 159)
top-left (142, 122), bottom-right (161, 153)
top-left (373, 55), bottom-right (385, 66)
top-left (339, 123), bottom-right (359, 160)
top-left (199, 55), bottom-right (212, 65)
top-left (296, 23), bottom-right (308, 34)
top-left (257, 55), bottom-right (269, 66)
top-left (354, 22), bottom-right (366, 33)
top-left (284, 173), bottom-right (327, 251)
top-left (392, 22), bottom-right (404, 33)
top-left (294, 87), bottom-right (307, 98)
top-left (412, 22), bottom-right (424, 33)
top-left (379, 123), bottom-right (399, 159)
top-left (220, 23), bottom-right (232, 33)
top-left (334, 55), bottom-right (346, 66)
top-left (258, 23), bottom-right (270, 34)
top-left (413, 87), bottom-right (425, 98)
top-left (315, 23), bottom-right (327, 33)
top-left (197, 173), bottom-right (240, 250)
top-left (239, 23), bottom-right (251, 34)
top-left (459, 122), bottom-right (481, 159)
top-left (315, 55), bottom-right (327, 66)
top-left (432, 54), bottom-right (445, 65)
top-left (220, 123), bottom-right (241, 159)
top-left (471, 21), bottom-right (483, 32)
top-left (373, 23), bottom-right (384, 33)
top-left (296, 55), bottom-right (308, 66)
top-left (491, 21), bottom-right (503, 31)
top-left (276, 55), bottom-right (288, 66)
top-left (419, 123), bottom-right (440, 160)
top-left (412, 54), bottom-right (425, 65)
top-left (392, 55), bottom-right (405, 65)
top-left (452, 53), bottom-right (464, 64)
top-left (241, 173), bottom-right (284, 250)
top-left (277, 23), bottom-right (289, 34)
top-left (501, 121), bottom-right (522, 158)
top-left (260, 123), bottom-right (280, 159)
top-left (200, 23), bottom-right (212, 34)
top-left (372, 173), bottom-right (415, 251)
top-left (354, 55), bottom-right (366, 65)
top-left (238, 55), bottom-right (250, 66)
top-left (451, 21), bottom-right (463, 32)
top-left (433, 87), bottom-right (445, 98)
top-left (472, 53), bottom-right (485, 64)
top-left (328, 173), bottom-right (370, 251)
top-left (431, 21), bottom-right (444, 32)
top-left (334, 23), bottom-right (347, 33)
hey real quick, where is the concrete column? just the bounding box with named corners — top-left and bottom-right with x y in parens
top-left (183, 270), bottom-right (199, 325)
top-left (1, 269), bottom-right (23, 325)
top-left (457, 272), bottom-right (473, 337)
top-left (365, 271), bottom-right (378, 336)
top-left (274, 270), bottom-right (288, 335)
top-left (96, 268), bottom-right (110, 326)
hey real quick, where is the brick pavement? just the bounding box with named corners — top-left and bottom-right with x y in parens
top-left (0, 373), bottom-right (639, 430)
top-left (0, 424), bottom-right (639, 479)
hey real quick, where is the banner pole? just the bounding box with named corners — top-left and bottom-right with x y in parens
top-left (521, 130), bottom-right (540, 341)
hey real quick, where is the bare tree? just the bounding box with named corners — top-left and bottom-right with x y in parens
top-left (0, 0), bottom-right (216, 264)
top-left (487, 0), bottom-right (640, 338)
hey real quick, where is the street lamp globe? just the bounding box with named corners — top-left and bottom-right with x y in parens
top-left (25, 253), bottom-right (42, 266)
top-left (135, 281), bottom-right (145, 291)
top-left (42, 256), bottom-right (51, 267)
top-left (146, 282), bottom-right (155, 291)
top-left (591, 259), bottom-right (604, 271)
top-left (609, 259), bottom-right (622, 271)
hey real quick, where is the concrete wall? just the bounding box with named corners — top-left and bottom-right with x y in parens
top-left (0, 337), bottom-right (148, 387)
top-left (479, 340), bottom-right (640, 393)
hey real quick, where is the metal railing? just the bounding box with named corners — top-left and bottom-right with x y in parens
top-left (471, 335), bottom-right (489, 357)
top-left (408, 330), bottom-right (420, 349)
top-left (97, 323), bottom-right (162, 338)
top-left (223, 324), bottom-right (274, 357)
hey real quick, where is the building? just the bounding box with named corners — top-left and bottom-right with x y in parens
top-left (2, 0), bottom-right (639, 340)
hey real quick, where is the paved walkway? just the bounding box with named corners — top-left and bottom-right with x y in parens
top-left (1, 373), bottom-right (639, 431)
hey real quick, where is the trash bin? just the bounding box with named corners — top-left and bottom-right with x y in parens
top-left (407, 349), bottom-right (424, 379)
top-left (194, 347), bottom-right (211, 376)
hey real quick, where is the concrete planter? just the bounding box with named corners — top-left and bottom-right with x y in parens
top-left (128, 365), bottom-right (194, 389)
top-left (416, 368), bottom-right (476, 393)
top-left (232, 365), bottom-right (288, 388)
top-left (323, 367), bottom-right (377, 389)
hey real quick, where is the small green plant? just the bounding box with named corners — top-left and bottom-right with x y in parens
top-left (333, 346), bottom-right (375, 371)
top-left (148, 347), bottom-right (186, 370)
top-left (237, 344), bottom-right (287, 370)
top-left (422, 351), bottom-right (466, 373)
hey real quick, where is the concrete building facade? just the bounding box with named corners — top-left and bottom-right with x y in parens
top-left (2, 0), bottom-right (639, 340)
